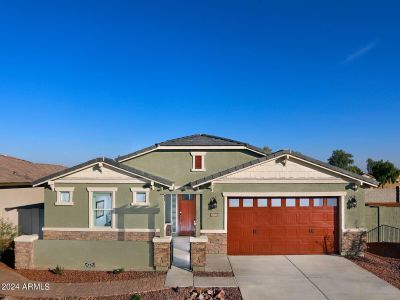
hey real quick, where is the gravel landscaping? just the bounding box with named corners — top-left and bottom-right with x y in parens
top-left (88, 287), bottom-right (242, 299)
top-left (16, 269), bottom-right (166, 283)
top-left (347, 252), bottom-right (400, 289)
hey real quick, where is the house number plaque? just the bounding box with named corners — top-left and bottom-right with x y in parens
top-left (210, 213), bottom-right (218, 217)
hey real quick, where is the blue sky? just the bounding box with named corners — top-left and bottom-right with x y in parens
top-left (0, 1), bottom-right (399, 169)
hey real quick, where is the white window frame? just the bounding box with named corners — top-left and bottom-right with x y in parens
top-left (54, 187), bottom-right (75, 206)
top-left (191, 152), bottom-right (206, 172)
top-left (87, 187), bottom-right (117, 229)
top-left (130, 187), bottom-right (150, 206)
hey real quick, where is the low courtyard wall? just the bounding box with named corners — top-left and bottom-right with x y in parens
top-left (32, 240), bottom-right (153, 271)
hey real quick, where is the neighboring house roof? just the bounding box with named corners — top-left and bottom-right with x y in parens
top-left (33, 157), bottom-right (174, 188)
top-left (0, 154), bottom-right (65, 187)
top-left (116, 134), bottom-right (267, 162)
top-left (190, 150), bottom-right (379, 188)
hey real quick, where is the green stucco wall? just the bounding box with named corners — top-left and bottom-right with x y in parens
top-left (364, 206), bottom-right (400, 230)
top-left (45, 183), bottom-right (163, 230)
top-left (122, 149), bottom-right (261, 186)
top-left (33, 240), bottom-right (153, 270)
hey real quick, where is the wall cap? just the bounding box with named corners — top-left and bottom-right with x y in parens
top-left (153, 236), bottom-right (172, 243)
top-left (343, 228), bottom-right (368, 232)
top-left (190, 236), bottom-right (208, 243)
top-left (14, 234), bottom-right (39, 243)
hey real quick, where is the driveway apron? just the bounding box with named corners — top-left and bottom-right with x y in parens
top-left (229, 255), bottom-right (400, 300)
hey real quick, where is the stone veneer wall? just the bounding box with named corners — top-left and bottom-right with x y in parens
top-left (43, 230), bottom-right (156, 241)
top-left (153, 237), bottom-right (171, 271)
top-left (341, 230), bottom-right (367, 256)
top-left (190, 236), bottom-right (208, 271)
top-left (14, 235), bottom-right (38, 269)
top-left (205, 233), bottom-right (227, 254)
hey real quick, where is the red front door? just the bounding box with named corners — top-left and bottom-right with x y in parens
top-left (178, 194), bottom-right (196, 236)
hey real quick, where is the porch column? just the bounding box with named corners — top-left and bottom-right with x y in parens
top-left (153, 236), bottom-right (172, 271)
top-left (195, 194), bottom-right (201, 237)
top-left (160, 194), bottom-right (165, 237)
top-left (190, 235), bottom-right (208, 271)
top-left (14, 234), bottom-right (38, 269)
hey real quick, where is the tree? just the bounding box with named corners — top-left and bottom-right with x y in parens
top-left (328, 149), bottom-right (363, 175)
top-left (262, 146), bottom-right (272, 154)
top-left (366, 159), bottom-right (400, 187)
top-left (328, 150), bottom-right (355, 170)
top-left (366, 158), bottom-right (378, 175)
top-left (347, 165), bottom-right (364, 175)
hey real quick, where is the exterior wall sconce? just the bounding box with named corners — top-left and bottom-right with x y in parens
top-left (208, 197), bottom-right (217, 210)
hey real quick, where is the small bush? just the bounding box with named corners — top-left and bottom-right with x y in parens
top-left (112, 267), bottom-right (125, 274)
top-left (130, 294), bottom-right (141, 300)
top-left (50, 265), bottom-right (64, 275)
top-left (0, 217), bottom-right (18, 253)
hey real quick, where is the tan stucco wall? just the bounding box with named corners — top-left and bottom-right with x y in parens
top-left (0, 187), bottom-right (44, 226)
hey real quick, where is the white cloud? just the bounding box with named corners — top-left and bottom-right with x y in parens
top-left (343, 41), bottom-right (377, 64)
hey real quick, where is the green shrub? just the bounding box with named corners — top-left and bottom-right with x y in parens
top-left (130, 295), bottom-right (141, 300)
top-left (112, 267), bottom-right (125, 274)
top-left (0, 217), bottom-right (18, 254)
top-left (50, 265), bottom-right (64, 275)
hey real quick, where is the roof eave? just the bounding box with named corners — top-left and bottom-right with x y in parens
top-left (33, 157), bottom-right (174, 188)
top-left (190, 150), bottom-right (379, 188)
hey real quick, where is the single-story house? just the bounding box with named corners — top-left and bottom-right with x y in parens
top-left (15, 134), bottom-right (385, 271)
top-left (0, 155), bottom-right (65, 237)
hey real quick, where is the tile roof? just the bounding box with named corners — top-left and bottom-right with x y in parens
top-left (190, 150), bottom-right (379, 188)
top-left (116, 134), bottom-right (266, 161)
top-left (33, 157), bottom-right (174, 187)
top-left (0, 154), bottom-right (66, 186)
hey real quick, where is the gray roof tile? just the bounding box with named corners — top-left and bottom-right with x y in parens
top-left (116, 134), bottom-right (266, 161)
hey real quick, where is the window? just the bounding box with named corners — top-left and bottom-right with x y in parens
top-left (313, 198), bottom-right (323, 207)
top-left (164, 194), bottom-right (177, 232)
top-left (300, 198), bottom-right (310, 207)
top-left (229, 198), bottom-right (239, 207)
top-left (191, 152), bottom-right (206, 171)
top-left (182, 194), bottom-right (194, 201)
top-left (93, 192), bottom-right (113, 227)
top-left (271, 198), bottom-right (282, 207)
top-left (130, 188), bottom-right (150, 206)
top-left (195, 156), bottom-right (202, 169)
top-left (60, 192), bottom-right (71, 202)
top-left (55, 187), bottom-right (74, 205)
top-left (327, 198), bottom-right (338, 207)
top-left (257, 198), bottom-right (268, 207)
top-left (286, 198), bottom-right (296, 207)
top-left (87, 187), bottom-right (117, 229)
top-left (243, 198), bottom-right (253, 207)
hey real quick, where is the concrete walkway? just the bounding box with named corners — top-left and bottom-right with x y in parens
top-left (165, 266), bottom-right (237, 288)
top-left (229, 255), bottom-right (400, 300)
top-left (172, 236), bottom-right (190, 270)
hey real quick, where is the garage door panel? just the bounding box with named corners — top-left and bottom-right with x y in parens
top-left (228, 197), bottom-right (339, 255)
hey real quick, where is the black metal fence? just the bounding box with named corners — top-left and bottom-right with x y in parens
top-left (367, 225), bottom-right (400, 243)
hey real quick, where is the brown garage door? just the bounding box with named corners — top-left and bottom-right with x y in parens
top-left (227, 197), bottom-right (339, 255)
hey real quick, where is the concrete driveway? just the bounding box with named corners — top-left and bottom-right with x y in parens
top-left (229, 255), bottom-right (400, 300)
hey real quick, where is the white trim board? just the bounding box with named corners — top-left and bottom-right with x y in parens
top-left (42, 227), bottom-right (160, 232)
top-left (222, 192), bottom-right (347, 197)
